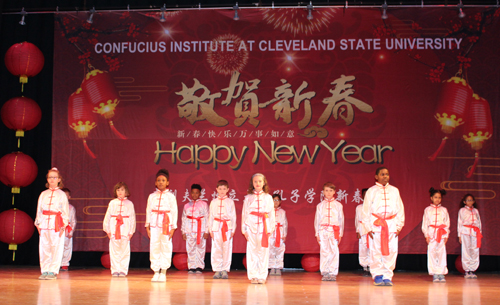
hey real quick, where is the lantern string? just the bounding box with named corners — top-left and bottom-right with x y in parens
top-left (12, 194), bottom-right (15, 205)
top-left (466, 152), bottom-right (479, 178)
top-left (18, 138), bottom-right (21, 148)
top-left (428, 136), bottom-right (448, 161)
top-left (83, 139), bottom-right (97, 159)
top-left (109, 121), bottom-right (128, 140)
top-left (13, 250), bottom-right (15, 261)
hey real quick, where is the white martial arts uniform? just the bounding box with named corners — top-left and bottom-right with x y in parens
top-left (145, 189), bottom-right (178, 272)
top-left (242, 191), bottom-right (275, 281)
top-left (103, 197), bottom-right (136, 275)
top-left (362, 182), bottom-right (405, 280)
top-left (314, 198), bottom-right (344, 276)
top-left (181, 199), bottom-right (209, 270)
top-left (61, 203), bottom-right (77, 267)
top-left (457, 206), bottom-right (482, 272)
top-left (269, 207), bottom-right (288, 270)
top-left (208, 196), bottom-right (237, 272)
top-left (34, 187), bottom-right (69, 275)
top-left (422, 204), bottom-right (450, 275)
top-left (355, 204), bottom-right (370, 269)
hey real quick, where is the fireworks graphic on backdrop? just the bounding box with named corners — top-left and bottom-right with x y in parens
top-left (207, 34), bottom-right (249, 76)
top-left (262, 8), bottom-right (336, 36)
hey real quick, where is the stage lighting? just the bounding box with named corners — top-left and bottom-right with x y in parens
top-left (381, 1), bottom-right (388, 20)
top-left (458, 1), bottom-right (465, 18)
top-left (233, 3), bottom-right (240, 21)
top-left (160, 4), bottom-right (166, 22)
top-left (87, 7), bottom-right (95, 24)
top-left (307, 2), bottom-right (313, 20)
top-left (19, 8), bottom-right (27, 25)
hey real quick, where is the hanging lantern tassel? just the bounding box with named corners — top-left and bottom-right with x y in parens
top-left (466, 152), bottom-right (479, 178)
top-left (83, 139), bottom-right (97, 159)
top-left (429, 136), bottom-right (448, 161)
top-left (108, 120), bottom-right (127, 139)
top-left (68, 89), bottom-right (98, 159)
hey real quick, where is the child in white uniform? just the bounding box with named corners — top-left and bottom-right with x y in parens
top-left (355, 188), bottom-right (370, 276)
top-left (35, 168), bottom-right (69, 280)
top-left (103, 182), bottom-right (136, 276)
top-left (209, 180), bottom-right (237, 279)
top-left (422, 188), bottom-right (449, 283)
top-left (314, 182), bottom-right (344, 281)
top-left (60, 188), bottom-right (76, 271)
top-left (181, 184), bottom-right (209, 274)
top-left (145, 169), bottom-right (178, 282)
top-left (242, 173), bottom-right (275, 284)
top-left (269, 194), bottom-right (288, 276)
top-left (458, 193), bottom-right (482, 279)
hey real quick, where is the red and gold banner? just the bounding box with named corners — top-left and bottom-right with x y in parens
top-left (53, 8), bottom-right (500, 254)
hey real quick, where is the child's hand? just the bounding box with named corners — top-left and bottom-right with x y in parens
top-left (316, 236), bottom-right (320, 244)
top-left (169, 229), bottom-right (175, 239)
top-left (146, 226), bottom-right (151, 239)
top-left (426, 237), bottom-right (430, 244)
top-left (458, 236), bottom-right (461, 244)
top-left (203, 233), bottom-right (209, 239)
top-left (107, 233), bottom-right (112, 239)
top-left (128, 234), bottom-right (133, 241)
top-left (231, 231), bottom-right (235, 238)
top-left (444, 237), bottom-right (448, 244)
top-left (396, 229), bottom-right (401, 236)
top-left (338, 236), bottom-right (342, 244)
top-left (59, 228), bottom-right (65, 237)
top-left (368, 231), bottom-right (374, 239)
top-left (283, 236), bottom-right (286, 242)
top-left (356, 233), bottom-right (361, 239)
top-left (36, 226), bottom-right (41, 235)
top-left (182, 234), bottom-right (187, 241)
top-left (210, 232), bottom-right (214, 239)
top-left (243, 233), bottom-right (249, 241)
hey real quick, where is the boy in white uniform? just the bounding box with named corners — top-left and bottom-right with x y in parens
top-left (269, 194), bottom-right (288, 276)
top-left (355, 188), bottom-right (370, 276)
top-left (208, 180), bottom-right (237, 279)
top-left (61, 188), bottom-right (77, 271)
top-left (181, 184), bottom-right (209, 274)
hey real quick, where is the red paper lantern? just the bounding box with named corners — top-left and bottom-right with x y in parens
top-left (68, 88), bottom-right (97, 158)
top-left (455, 255), bottom-right (465, 274)
top-left (0, 208), bottom-right (35, 261)
top-left (463, 94), bottom-right (493, 178)
top-left (429, 77), bottom-right (473, 161)
top-left (0, 152), bottom-right (38, 194)
top-left (1, 96), bottom-right (42, 147)
top-left (4, 42), bottom-right (45, 90)
top-left (172, 253), bottom-right (188, 271)
top-left (80, 69), bottom-right (127, 139)
top-left (101, 252), bottom-right (111, 269)
top-left (301, 254), bottom-right (320, 272)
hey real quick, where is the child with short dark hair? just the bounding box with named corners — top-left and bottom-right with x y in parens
top-left (458, 193), bottom-right (482, 279)
top-left (181, 184), bottom-right (209, 274)
top-left (314, 182), bottom-right (344, 281)
top-left (103, 182), bottom-right (136, 276)
top-left (269, 194), bottom-right (287, 276)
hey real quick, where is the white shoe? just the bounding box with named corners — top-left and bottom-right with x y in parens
top-left (158, 273), bottom-right (167, 282)
top-left (151, 272), bottom-right (160, 282)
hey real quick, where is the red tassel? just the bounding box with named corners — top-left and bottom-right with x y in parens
top-left (466, 152), bottom-right (479, 178)
top-left (83, 139), bottom-right (97, 159)
top-left (108, 120), bottom-right (127, 139)
top-left (429, 136), bottom-right (448, 161)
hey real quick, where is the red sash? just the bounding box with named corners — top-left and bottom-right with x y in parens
top-left (464, 225), bottom-right (482, 248)
top-left (112, 215), bottom-right (129, 240)
top-left (152, 210), bottom-right (170, 235)
top-left (250, 212), bottom-right (269, 248)
top-left (275, 223), bottom-right (283, 247)
top-left (321, 224), bottom-right (340, 241)
top-left (42, 210), bottom-right (64, 232)
top-left (214, 218), bottom-right (229, 242)
top-left (429, 224), bottom-right (447, 243)
top-left (187, 215), bottom-right (204, 244)
top-left (372, 213), bottom-right (397, 256)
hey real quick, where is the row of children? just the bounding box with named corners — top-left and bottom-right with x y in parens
top-left (34, 167), bottom-right (482, 286)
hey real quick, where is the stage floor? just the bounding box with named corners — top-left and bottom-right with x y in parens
top-left (0, 267), bottom-right (498, 304)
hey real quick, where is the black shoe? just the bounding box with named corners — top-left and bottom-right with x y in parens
top-left (363, 270), bottom-right (371, 277)
top-left (195, 268), bottom-right (203, 274)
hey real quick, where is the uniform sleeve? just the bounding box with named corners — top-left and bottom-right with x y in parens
top-left (457, 208), bottom-right (463, 236)
top-left (361, 189), bottom-right (373, 233)
top-left (395, 189), bottom-right (405, 231)
top-left (208, 201), bottom-right (214, 233)
top-left (103, 201), bottom-right (113, 234)
top-left (443, 207), bottom-right (450, 237)
top-left (314, 203), bottom-right (321, 237)
top-left (421, 208), bottom-right (429, 238)
top-left (60, 191), bottom-right (70, 228)
top-left (129, 202), bottom-right (136, 234)
top-left (475, 209), bottom-right (482, 233)
top-left (170, 195), bottom-right (178, 229)
top-left (241, 196), bottom-right (249, 235)
top-left (203, 202), bottom-right (210, 232)
top-left (267, 196), bottom-right (275, 234)
top-left (145, 194), bottom-right (152, 227)
top-left (338, 202), bottom-right (344, 238)
top-left (70, 205), bottom-right (77, 230)
top-left (181, 205), bottom-right (187, 234)
top-left (354, 206), bottom-right (361, 233)
top-left (229, 200), bottom-right (237, 231)
top-left (34, 192), bottom-right (44, 227)
top-left (282, 210), bottom-right (288, 238)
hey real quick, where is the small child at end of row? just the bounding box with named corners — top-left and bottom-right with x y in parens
top-left (103, 182), bottom-right (136, 277)
top-left (60, 188), bottom-right (76, 272)
top-left (145, 169), bottom-right (178, 282)
top-left (355, 188), bottom-right (370, 277)
top-left (458, 193), bottom-right (482, 279)
top-left (242, 173), bottom-right (275, 284)
top-left (181, 184), bottom-right (209, 274)
top-left (422, 188), bottom-right (449, 283)
top-left (269, 194), bottom-right (288, 276)
top-left (315, 182), bottom-right (344, 281)
top-left (209, 180), bottom-right (237, 279)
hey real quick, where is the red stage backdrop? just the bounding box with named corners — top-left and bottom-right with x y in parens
top-left (52, 8), bottom-right (500, 254)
